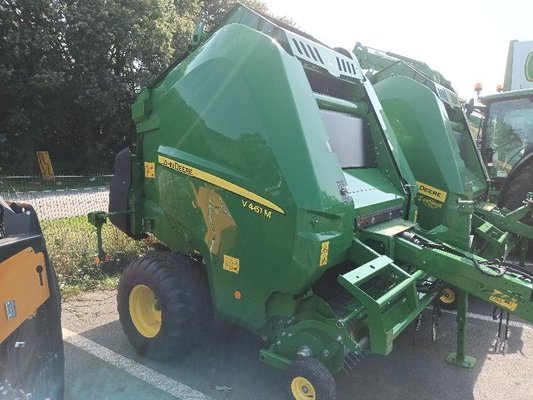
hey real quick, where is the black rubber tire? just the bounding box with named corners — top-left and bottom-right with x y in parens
top-left (438, 286), bottom-right (458, 310)
top-left (285, 357), bottom-right (336, 400)
top-left (0, 260), bottom-right (65, 400)
top-left (503, 163), bottom-right (533, 225)
top-left (503, 163), bottom-right (533, 258)
top-left (117, 252), bottom-right (211, 360)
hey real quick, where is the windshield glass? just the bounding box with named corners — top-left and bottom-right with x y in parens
top-left (319, 109), bottom-right (377, 168)
top-left (485, 97), bottom-right (533, 177)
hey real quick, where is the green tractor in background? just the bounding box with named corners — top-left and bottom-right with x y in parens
top-left (467, 40), bottom-right (533, 257)
top-left (477, 87), bottom-right (533, 214)
top-left (90, 5), bottom-right (533, 399)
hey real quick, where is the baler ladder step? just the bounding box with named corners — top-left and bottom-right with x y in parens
top-left (338, 255), bottom-right (435, 355)
top-left (339, 255), bottom-right (419, 309)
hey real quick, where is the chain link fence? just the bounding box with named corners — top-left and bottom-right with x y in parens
top-left (1, 175), bottom-right (149, 293)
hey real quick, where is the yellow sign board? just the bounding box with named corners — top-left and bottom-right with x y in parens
top-left (36, 151), bottom-right (54, 181)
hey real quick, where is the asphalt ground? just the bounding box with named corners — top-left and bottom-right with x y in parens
top-left (62, 290), bottom-right (533, 400)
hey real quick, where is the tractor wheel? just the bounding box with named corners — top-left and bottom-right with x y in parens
top-left (503, 163), bottom-right (533, 258)
top-left (503, 163), bottom-right (533, 225)
top-left (117, 252), bottom-right (211, 360)
top-left (438, 286), bottom-right (458, 310)
top-left (285, 357), bottom-right (336, 400)
top-left (0, 263), bottom-right (64, 400)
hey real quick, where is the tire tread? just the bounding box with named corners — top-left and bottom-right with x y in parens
top-left (117, 251), bottom-right (211, 360)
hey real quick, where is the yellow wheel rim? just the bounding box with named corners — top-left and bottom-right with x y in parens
top-left (440, 288), bottom-right (456, 304)
top-left (129, 285), bottom-right (162, 338)
top-left (291, 376), bottom-right (316, 399)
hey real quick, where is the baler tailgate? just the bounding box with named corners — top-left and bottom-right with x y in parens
top-left (339, 255), bottom-right (437, 355)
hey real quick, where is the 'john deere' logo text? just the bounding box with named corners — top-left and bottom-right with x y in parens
top-left (416, 181), bottom-right (447, 203)
top-left (526, 52), bottom-right (533, 82)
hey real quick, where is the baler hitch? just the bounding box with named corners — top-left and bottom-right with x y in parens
top-left (87, 210), bottom-right (132, 263)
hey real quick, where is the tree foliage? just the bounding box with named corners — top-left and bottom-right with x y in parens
top-left (202, 0), bottom-right (294, 30)
top-left (0, 0), bottom-right (289, 174)
top-left (0, 0), bottom-right (68, 173)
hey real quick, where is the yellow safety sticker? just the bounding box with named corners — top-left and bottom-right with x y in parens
top-left (158, 154), bottom-right (285, 215)
top-left (144, 162), bottom-right (155, 178)
top-left (489, 290), bottom-right (518, 312)
top-left (223, 255), bottom-right (240, 274)
top-left (319, 241), bottom-right (329, 267)
top-left (416, 181), bottom-right (447, 203)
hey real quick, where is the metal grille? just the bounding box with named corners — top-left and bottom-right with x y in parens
top-left (285, 31), bottom-right (363, 80)
top-left (3, 187), bottom-right (109, 220)
top-left (0, 175), bottom-right (111, 220)
top-left (434, 82), bottom-right (460, 108)
top-left (356, 205), bottom-right (404, 229)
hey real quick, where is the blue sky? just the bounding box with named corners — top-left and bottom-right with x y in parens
top-left (263, 0), bottom-right (532, 99)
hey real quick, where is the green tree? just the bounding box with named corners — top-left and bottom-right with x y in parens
top-left (202, 0), bottom-right (294, 31)
top-left (0, 0), bottom-right (68, 174)
top-left (62, 0), bottom-right (202, 171)
top-left (0, 0), bottom-right (292, 175)
top-left (173, 0), bottom-right (204, 54)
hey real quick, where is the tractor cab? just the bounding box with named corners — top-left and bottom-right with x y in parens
top-left (479, 89), bottom-right (533, 185)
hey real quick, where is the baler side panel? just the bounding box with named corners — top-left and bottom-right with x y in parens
top-left (134, 24), bottom-right (355, 329)
top-left (374, 76), bottom-right (477, 248)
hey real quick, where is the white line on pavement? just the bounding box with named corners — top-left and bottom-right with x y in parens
top-left (440, 309), bottom-right (533, 330)
top-left (62, 328), bottom-right (213, 400)
top-left (62, 310), bottom-right (531, 400)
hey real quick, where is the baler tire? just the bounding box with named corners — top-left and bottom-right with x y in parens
top-left (285, 357), bottom-right (336, 400)
top-left (117, 252), bottom-right (211, 360)
top-left (438, 286), bottom-right (458, 310)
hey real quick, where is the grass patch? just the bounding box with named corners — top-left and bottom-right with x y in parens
top-left (41, 216), bottom-right (151, 297)
top-left (61, 276), bottom-right (120, 298)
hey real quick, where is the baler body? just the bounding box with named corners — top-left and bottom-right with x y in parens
top-left (122, 21), bottom-right (411, 330)
top-left (95, 5), bottom-right (533, 390)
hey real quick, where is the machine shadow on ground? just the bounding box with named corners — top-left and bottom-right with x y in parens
top-left (65, 297), bottom-right (531, 400)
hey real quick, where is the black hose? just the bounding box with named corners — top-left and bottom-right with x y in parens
top-left (400, 231), bottom-right (533, 280)
top-left (471, 258), bottom-right (506, 278)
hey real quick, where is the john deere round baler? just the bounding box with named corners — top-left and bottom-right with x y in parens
top-left (89, 5), bottom-right (533, 399)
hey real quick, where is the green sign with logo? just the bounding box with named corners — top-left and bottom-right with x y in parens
top-left (526, 52), bottom-right (533, 82)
